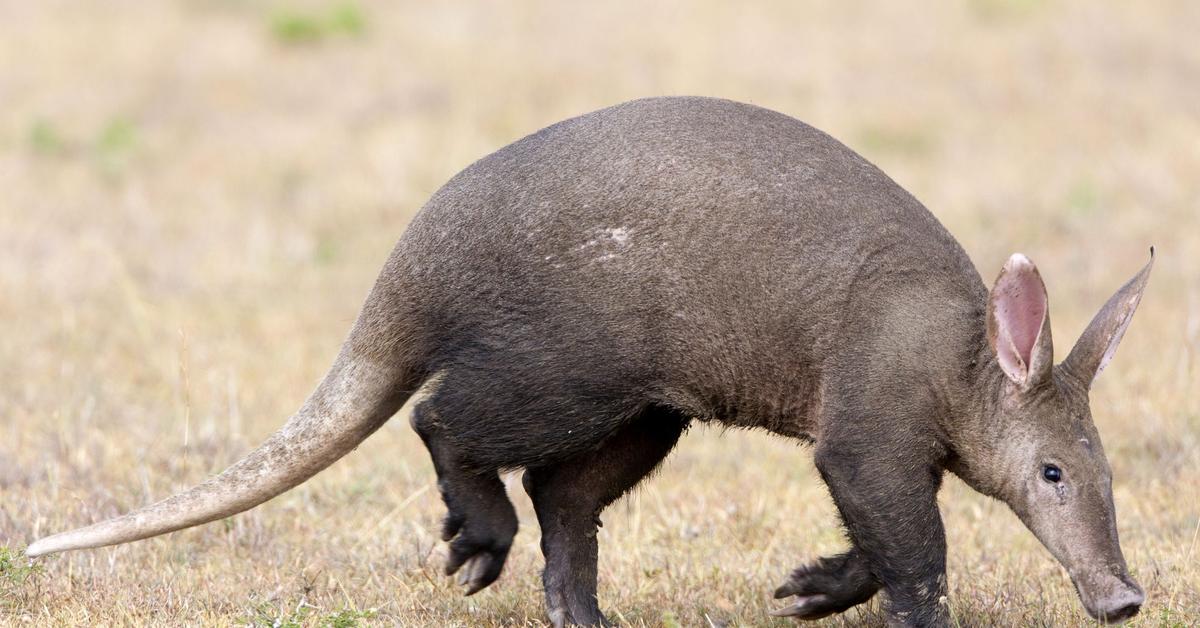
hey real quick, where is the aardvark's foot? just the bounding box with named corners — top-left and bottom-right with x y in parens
top-left (440, 498), bottom-right (518, 596)
top-left (771, 551), bottom-right (880, 620)
top-left (546, 603), bottom-right (610, 628)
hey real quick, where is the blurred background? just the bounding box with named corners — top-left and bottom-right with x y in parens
top-left (1, 1), bottom-right (1196, 625)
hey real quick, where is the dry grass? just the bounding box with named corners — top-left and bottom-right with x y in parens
top-left (1, 1), bottom-right (1198, 626)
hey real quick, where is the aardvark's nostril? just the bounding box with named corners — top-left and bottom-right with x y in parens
top-left (1104, 601), bottom-right (1141, 623)
top-left (1097, 587), bottom-right (1144, 623)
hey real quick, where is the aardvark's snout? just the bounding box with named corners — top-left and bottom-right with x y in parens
top-left (1078, 574), bottom-right (1144, 624)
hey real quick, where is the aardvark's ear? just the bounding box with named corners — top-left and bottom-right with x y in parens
top-left (1063, 248), bottom-right (1155, 387)
top-left (987, 253), bottom-right (1053, 390)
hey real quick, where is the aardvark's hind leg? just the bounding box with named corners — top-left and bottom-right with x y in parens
top-left (522, 407), bottom-right (689, 627)
top-left (412, 402), bottom-right (518, 595)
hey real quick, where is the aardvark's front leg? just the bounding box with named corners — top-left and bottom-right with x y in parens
top-left (772, 548), bottom-right (880, 619)
top-left (778, 440), bottom-right (950, 627)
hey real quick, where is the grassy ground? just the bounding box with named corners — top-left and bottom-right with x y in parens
top-left (1, 1), bottom-right (1198, 625)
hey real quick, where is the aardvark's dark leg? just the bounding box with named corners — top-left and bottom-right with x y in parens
top-left (800, 440), bottom-right (950, 627)
top-left (522, 407), bottom-right (689, 627)
top-left (412, 402), bottom-right (519, 595)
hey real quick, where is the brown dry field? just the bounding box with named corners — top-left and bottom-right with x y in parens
top-left (1, 1), bottom-right (1198, 626)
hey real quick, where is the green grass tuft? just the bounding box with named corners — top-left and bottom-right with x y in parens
top-left (270, 4), bottom-right (366, 45)
top-left (94, 116), bottom-right (139, 177)
top-left (271, 12), bottom-right (325, 44)
top-left (28, 119), bottom-right (65, 155)
top-left (243, 601), bottom-right (376, 628)
top-left (327, 4), bottom-right (365, 37)
top-left (0, 547), bottom-right (43, 608)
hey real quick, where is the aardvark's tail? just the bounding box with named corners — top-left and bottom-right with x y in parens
top-left (26, 315), bottom-right (425, 557)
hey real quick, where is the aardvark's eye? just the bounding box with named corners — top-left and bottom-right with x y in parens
top-left (1042, 464), bottom-right (1063, 483)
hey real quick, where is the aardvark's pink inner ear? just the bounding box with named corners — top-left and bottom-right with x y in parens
top-left (987, 253), bottom-right (1053, 387)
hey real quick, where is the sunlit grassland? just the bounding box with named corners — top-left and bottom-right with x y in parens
top-left (0, 1), bottom-right (1197, 625)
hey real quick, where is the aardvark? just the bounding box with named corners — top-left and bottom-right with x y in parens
top-left (27, 97), bottom-right (1153, 626)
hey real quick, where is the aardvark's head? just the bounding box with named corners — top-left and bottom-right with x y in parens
top-left (957, 250), bottom-right (1153, 623)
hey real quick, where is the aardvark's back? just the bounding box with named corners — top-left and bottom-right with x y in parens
top-left (389, 96), bottom-right (984, 454)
